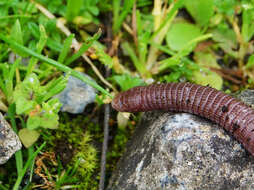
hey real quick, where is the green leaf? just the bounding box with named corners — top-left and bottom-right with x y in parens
top-left (27, 116), bottom-right (41, 130)
top-left (40, 99), bottom-right (61, 129)
top-left (11, 20), bottom-right (23, 45)
top-left (2, 58), bottom-right (20, 103)
top-left (37, 24), bottom-right (48, 53)
top-left (214, 0), bottom-right (237, 15)
top-left (166, 22), bottom-right (201, 51)
top-left (242, 9), bottom-right (254, 42)
top-left (14, 74), bottom-right (42, 114)
top-left (18, 128), bottom-right (40, 148)
top-left (28, 22), bottom-right (63, 52)
top-left (43, 75), bottom-right (68, 102)
top-left (66, 0), bottom-right (83, 21)
top-left (113, 0), bottom-right (135, 33)
top-left (65, 29), bottom-right (101, 65)
top-left (184, 0), bottom-right (214, 26)
top-left (194, 51), bottom-right (221, 69)
top-left (110, 74), bottom-right (145, 91)
top-left (58, 34), bottom-right (74, 63)
top-left (26, 24), bottom-right (48, 77)
top-left (192, 52), bottom-right (223, 90)
top-left (27, 99), bottom-right (61, 130)
top-left (122, 42), bottom-right (148, 76)
top-left (245, 54), bottom-right (254, 69)
top-left (161, 58), bottom-right (198, 82)
top-left (137, 9), bottom-right (150, 65)
top-left (15, 97), bottom-right (37, 115)
top-left (10, 19), bottom-right (27, 56)
top-left (211, 23), bottom-right (237, 56)
top-left (192, 69), bottom-right (223, 90)
top-left (150, 0), bottom-right (185, 41)
top-left (159, 56), bottom-right (180, 72)
top-left (95, 45), bottom-right (113, 68)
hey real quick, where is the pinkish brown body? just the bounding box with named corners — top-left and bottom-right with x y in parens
top-left (112, 83), bottom-right (254, 157)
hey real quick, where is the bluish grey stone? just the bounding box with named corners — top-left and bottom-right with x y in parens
top-left (55, 74), bottom-right (97, 114)
top-left (8, 52), bottom-right (30, 66)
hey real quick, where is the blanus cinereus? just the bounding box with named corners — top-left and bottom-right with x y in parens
top-left (112, 83), bottom-right (254, 157)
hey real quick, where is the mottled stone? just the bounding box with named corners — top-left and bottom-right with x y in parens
top-left (108, 90), bottom-right (254, 190)
top-left (235, 90), bottom-right (254, 108)
top-left (0, 112), bottom-right (22, 164)
top-left (55, 73), bottom-right (97, 114)
top-left (8, 52), bottom-right (30, 66)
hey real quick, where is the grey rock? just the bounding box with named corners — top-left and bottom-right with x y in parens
top-left (55, 74), bottom-right (97, 114)
top-left (0, 112), bottom-right (22, 164)
top-left (235, 89), bottom-right (254, 108)
top-left (8, 52), bottom-right (30, 66)
top-left (108, 90), bottom-right (254, 190)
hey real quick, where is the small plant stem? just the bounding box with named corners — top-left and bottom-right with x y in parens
top-left (99, 104), bottom-right (110, 190)
top-left (153, 0), bottom-right (162, 30)
top-left (122, 22), bottom-right (133, 35)
top-left (122, 42), bottom-right (149, 77)
top-left (8, 104), bottom-right (23, 176)
top-left (147, 2), bottom-right (177, 70)
top-left (0, 184), bottom-right (8, 190)
top-left (159, 33), bottom-right (213, 72)
top-left (0, 15), bottom-right (33, 20)
top-left (229, 16), bottom-right (247, 69)
top-left (28, 146), bottom-right (35, 182)
top-left (12, 142), bottom-right (46, 190)
top-left (100, 16), bottom-right (112, 189)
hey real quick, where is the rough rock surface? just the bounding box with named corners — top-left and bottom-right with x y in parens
top-left (235, 90), bottom-right (254, 107)
top-left (0, 112), bottom-right (22, 164)
top-left (107, 90), bottom-right (254, 190)
top-left (55, 73), bottom-right (97, 114)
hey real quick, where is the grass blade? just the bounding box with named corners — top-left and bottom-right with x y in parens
top-left (58, 34), bottom-right (74, 63)
top-left (0, 33), bottom-right (112, 98)
top-left (26, 24), bottom-right (47, 77)
top-left (7, 104), bottom-right (23, 177)
top-left (122, 42), bottom-right (149, 77)
top-left (66, 0), bottom-right (83, 21)
top-left (65, 30), bottom-right (101, 65)
top-left (12, 142), bottom-right (46, 190)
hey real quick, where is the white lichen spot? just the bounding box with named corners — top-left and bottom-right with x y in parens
top-left (187, 161), bottom-right (192, 166)
top-left (134, 159), bottom-right (144, 185)
top-left (136, 160), bottom-right (144, 173)
top-left (29, 77), bottom-right (34, 83)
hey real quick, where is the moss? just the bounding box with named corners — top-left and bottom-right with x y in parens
top-left (73, 132), bottom-right (98, 190)
top-left (41, 113), bottom-right (100, 189)
top-left (40, 112), bottom-right (135, 189)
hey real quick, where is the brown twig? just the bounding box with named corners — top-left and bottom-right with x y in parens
top-left (108, 35), bottom-right (120, 57)
top-left (99, 103), bottom-right (110, 190)
top-left (34, 152), bottom-right (57, 189)
top-left (99, 13), bottom-right (112, 190)
top-left (122, 22), bottom-right (133, 35)
top-left (210, 67), bottom-right (243, 84)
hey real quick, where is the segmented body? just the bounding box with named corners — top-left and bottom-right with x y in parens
top-left (112, 83), bottom-right (254, 157)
